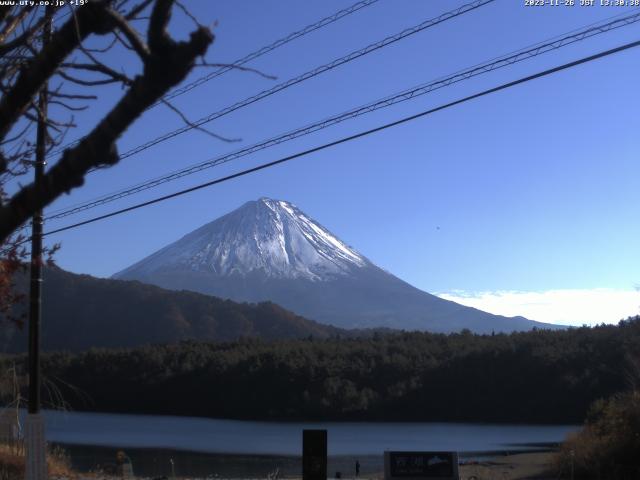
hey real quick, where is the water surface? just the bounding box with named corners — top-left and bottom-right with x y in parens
top-left (39, 410), bottom-right (577, 455)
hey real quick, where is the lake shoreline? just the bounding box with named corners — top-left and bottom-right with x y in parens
top-left (459, 451), bottom-right (557, 480)
top-left (30, 410), bottom-right (575, 478)
top-left (37, 409), bottom-right (578, 456)
top-left (56, 443), bottom-right (561, 479)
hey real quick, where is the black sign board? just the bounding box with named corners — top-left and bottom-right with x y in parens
top-left (302, 429), bottom-right (327, 480)
top-left (385, 451), bottom-right (458, 479)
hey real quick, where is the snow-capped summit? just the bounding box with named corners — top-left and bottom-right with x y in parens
top-left (114, 198), bottom-right (558, 333)
top-left (115, 198), bottom-right (367, 282)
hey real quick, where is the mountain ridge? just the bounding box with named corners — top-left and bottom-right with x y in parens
top-left (1, 266), bottom-right (348, 352)
top-left (114, 198), bottom-right (560, 333)
top-left (115, 198), bottom-right (368, 282)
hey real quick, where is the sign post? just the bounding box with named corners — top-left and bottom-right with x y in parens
top-left (302, 429), bottom-right (327, 480)
top-left (384, 451), bottom-right (459, 480)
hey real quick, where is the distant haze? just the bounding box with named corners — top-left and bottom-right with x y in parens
top-left (438, 289), bottom-right (640, 327)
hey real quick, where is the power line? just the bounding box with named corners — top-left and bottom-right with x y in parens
top-left (105, 0), bottom-right (497, 162)
top-left (40, 37), bottom-right (640, 239)
top-left (43, 9), bottom-right (640, 222)
top-left (161, 0), bottom-right (380, 104)
top-left (45, 0), bottom-right (381, 159)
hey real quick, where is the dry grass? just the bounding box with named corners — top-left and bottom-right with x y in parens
top-left (0, 442), bottom-right (75, 480)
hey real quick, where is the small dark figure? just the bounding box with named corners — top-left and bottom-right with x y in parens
top-left (355, 459), bottom-right (360, 478)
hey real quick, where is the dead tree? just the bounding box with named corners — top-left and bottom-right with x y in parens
top-left (0, 0), bottom-right (216, 320)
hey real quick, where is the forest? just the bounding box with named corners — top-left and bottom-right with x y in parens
top-left (2, 316), bottom-right (639, 424)
top-left (1, 267), bottom-right (346, 352)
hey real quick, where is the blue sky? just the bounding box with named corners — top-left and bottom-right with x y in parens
top-left (19, 0), bottom-right (640, 325)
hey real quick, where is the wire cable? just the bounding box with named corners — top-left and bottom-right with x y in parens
top-left (43, 9), bottom-right (640, 222)
top-left (100, 0), bottom-right (497, 163)
top-left (39, 37), bottom-right (640, 239)
top-left (161, 0), bottom-right (380, 104)
top-left (45, 0), bottom-right (381, 159)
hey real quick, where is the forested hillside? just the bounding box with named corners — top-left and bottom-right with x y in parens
top-left (3, 317), bottom-right (638, 424)
top-left (1, 267), bottom-right (345, 352)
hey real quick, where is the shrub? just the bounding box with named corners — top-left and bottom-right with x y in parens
top-left (0, 442), bottom-right (73, 480)
top-left (556, 391), bottom-right (640, 479)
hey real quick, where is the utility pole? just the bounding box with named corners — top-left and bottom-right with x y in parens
top-left (25, 8), bottom-right (51, 480)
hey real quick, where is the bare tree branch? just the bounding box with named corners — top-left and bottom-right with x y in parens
top-left (160, 97), bottom-right (240, 143)
top-left (148, 0), bottom-right (173, 52)
top-left (0, 13), bottom-right (47, 56)
top-left (82, 33), bottom-right (118, 53)
top-left (0, 0), bottom-right (214, 242)
top-left (0, 7), bottom-right (14, 27)
top-left (48, 90), bottom-right (97, 100)
top-left (60, 62), bottom-right (133, 85)
top-left (57, 69), bottom-right (124, 87)
top-left (0, 1), bottom-right (115, 144)
top-left (0, 120), bottom-right (33, 146)
top-left (0, 8), bottom-right (29, 43)
top-left (105, 7), bottom-right (149, 59)
top-left (196, 60), bottom-right (277, 80)
top-left (175, 0), bottom-right (201, 29)
top-left (125, 0), bottom-right (155, 20)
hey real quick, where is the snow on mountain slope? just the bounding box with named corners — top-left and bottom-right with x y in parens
top-left (114, 198), bottom-right (559, 333)
top-left (115, 198), bottom-right (367, 281)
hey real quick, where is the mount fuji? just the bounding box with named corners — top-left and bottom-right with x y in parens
top-left (113, 198), bottom-right (554, 333)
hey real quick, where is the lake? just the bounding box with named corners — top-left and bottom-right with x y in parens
top-left (40, 410), bottom-right (577, 455)
top-left (31, 410), bottom-right (579, 477)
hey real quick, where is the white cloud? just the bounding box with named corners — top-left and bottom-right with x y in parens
top-left (437, 289), bottom-right (640, 326)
